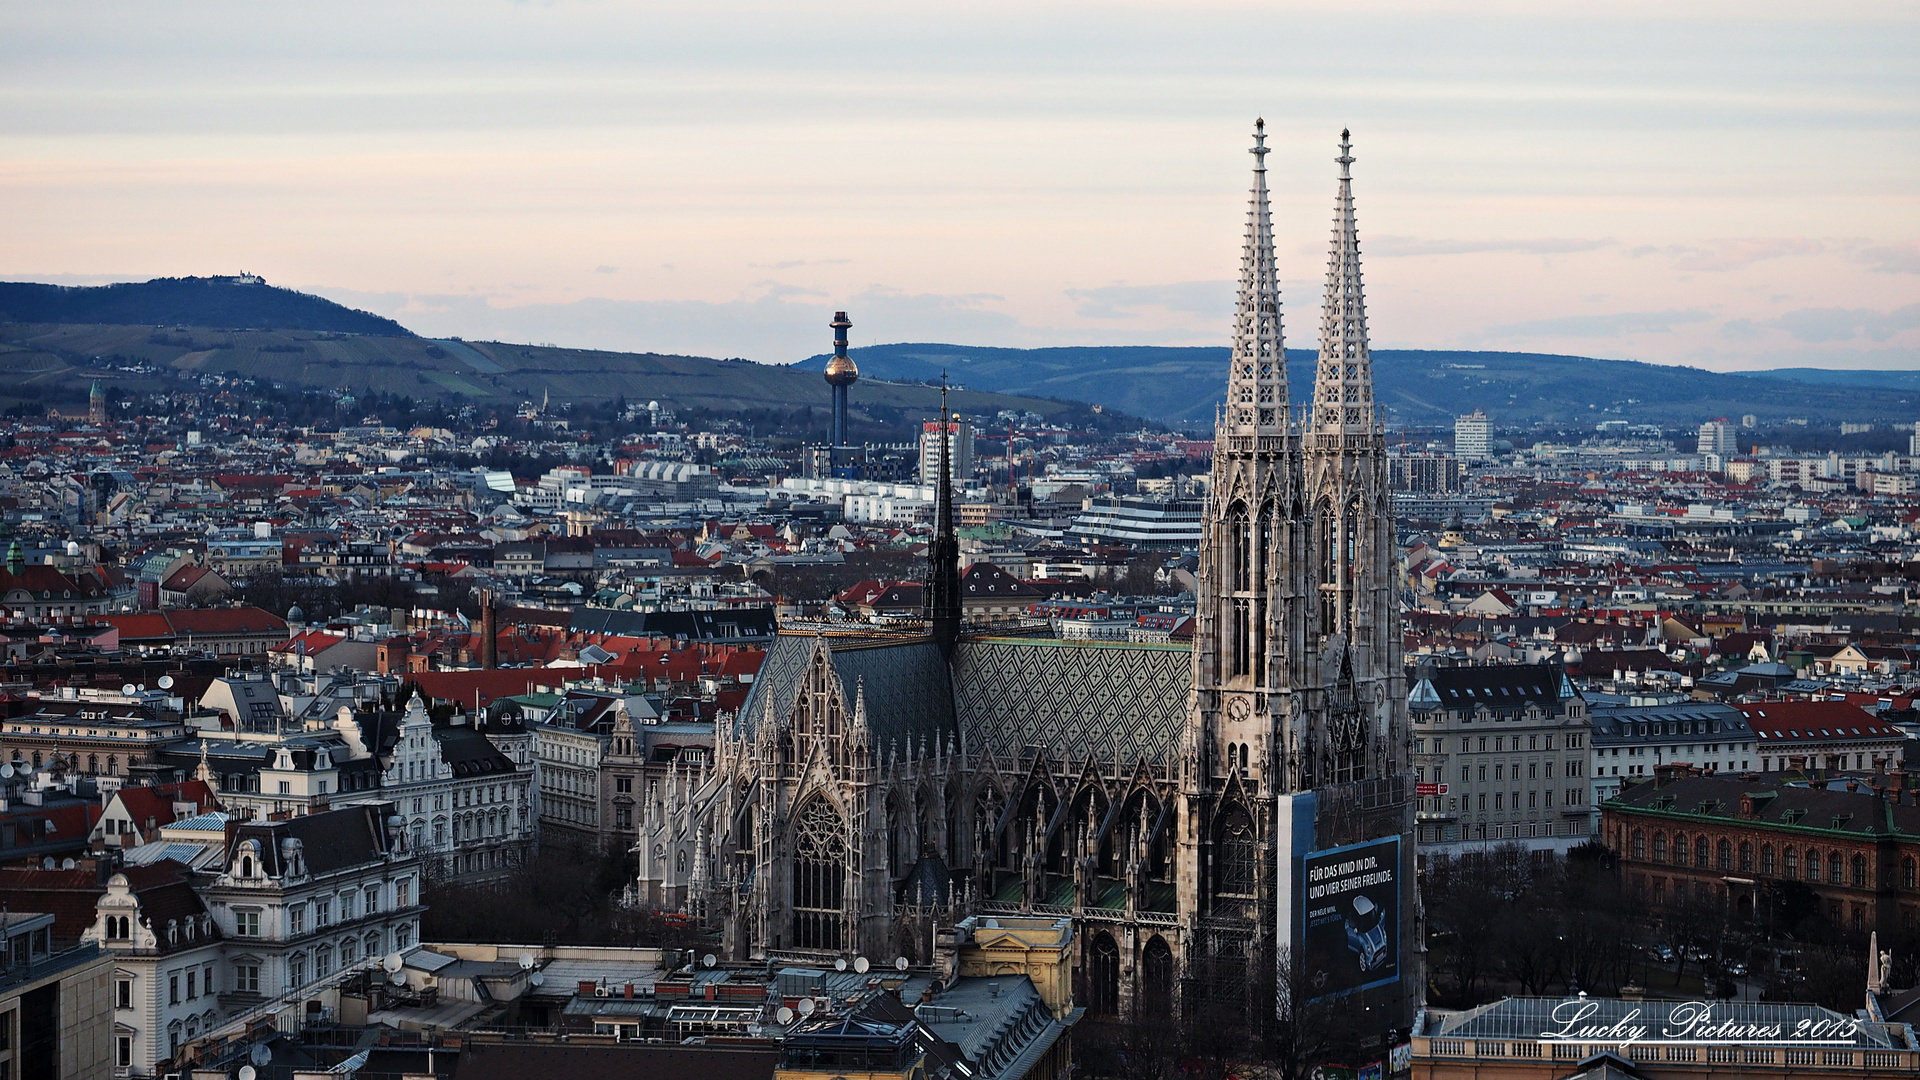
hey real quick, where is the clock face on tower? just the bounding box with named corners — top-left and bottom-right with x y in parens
top-left (1227, 697), bottom-right (1252, 724)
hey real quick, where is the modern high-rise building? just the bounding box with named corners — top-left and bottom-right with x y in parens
top-left (1910, 420), bottom-right (1920, 457)
top-left (1389, 452), bottom-right (1462, 494)
top-left (1454, 411), bottom-right (1491, 461)
top-left (1698, 419), bottom-right (1739, 457)
top-left (918, 416), bottom-right (973, 486)
top-left (823, 311), bottom-right (858, 473)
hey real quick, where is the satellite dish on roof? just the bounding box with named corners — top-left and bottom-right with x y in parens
top-left (158, 675), bottom-right (175, 690)
top-left (518, 952), bottom-right (536, 970)
top-left (61, 858), bottom-right (75, 870)
top-left (529, 972), bottom-right (544, 987)
top-left (834, 958), bottom-right (847, 972)
top-left (383, 952), bottom-right (404, 973)
top-left (895, 957), bottom-right (909, 972)
top-left (388, 970), bottom-right (406, 986)
top-left (239, 1067), bottom-right (257, 1080)
top-left (777, 1006), bottom-right (795, 1025)
top-left (250, 1043), bottom-right (272, 1067)
top-left (797, 997), bottom-right (816, 1017)
top-left (121, 684), bottom-right (137, 696)
top-left (0, 765), bottom-right (13, 779)
top-left (702, 953), bottom-right (717, 969)
top-left (854, 956), bottom-right (869, 974)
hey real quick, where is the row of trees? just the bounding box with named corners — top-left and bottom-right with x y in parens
top-left (1425, 841), bottom-right (1897, 1013)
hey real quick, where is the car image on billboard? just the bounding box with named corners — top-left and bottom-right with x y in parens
top-left (1300, 835), bottom-right (1400, 999)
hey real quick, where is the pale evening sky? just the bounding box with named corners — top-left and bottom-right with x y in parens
top-left (2, 1), bottom-right (1916, 371)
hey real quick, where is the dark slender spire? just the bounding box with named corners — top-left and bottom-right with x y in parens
top-left (926, 376), bottom-right (961, 658)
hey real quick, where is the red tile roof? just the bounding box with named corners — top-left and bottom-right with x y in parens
top-left (1736, 701), bottom-right (1900, 742)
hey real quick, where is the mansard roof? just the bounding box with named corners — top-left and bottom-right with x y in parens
top-left (736, 631), bottom-right (955, 751)
top-left (225, 801), bottom-right (398, 878)
top-left (952, 637), bottom-right (1189, 765)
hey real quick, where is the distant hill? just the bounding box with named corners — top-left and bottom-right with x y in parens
top-left (1746, 368), bottom-right (1920, 393)
top-left (0, 320), bottom-right (1096, 425)
top-left (796, 344), bottom-right (1919, 427)
top-left (0, 276), bottom-right (408, 336)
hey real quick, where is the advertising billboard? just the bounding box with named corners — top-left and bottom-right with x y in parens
top-left (1300, 835), bottom-right (1401, 999)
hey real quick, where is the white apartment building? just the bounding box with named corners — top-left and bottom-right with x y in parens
top-left (376, 699), bottom-right (535, 882)
top-left (1454, 411), bottom-right (1492, 462)
top-left (919, 416), bottom-right (975, 485)
top-left (1697, 419), bottom-right (1739, 458)
top-left (84, 867), bottom-right (228, 1076)
top-left (198, 802), bottom-right (423, 1019)
top-left (533, 720), bottom-right (604, 851)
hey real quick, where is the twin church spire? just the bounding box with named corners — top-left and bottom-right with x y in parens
top-left (1225, 119), bottom-right (1287, 433)
top-left (1311, 129), bottom-right (1375, 438)
top-left (1226, 122), bottom-right (1376, 433)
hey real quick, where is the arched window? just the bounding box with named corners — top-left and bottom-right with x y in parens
top-left (1853, 854), bottom-right (1868, 888)
top-left (1630, 830), bottom-right (1645, 860)
top-left (1695, 837), bottom-right (1710, 867)
top-left (1807, 849), bottom-right (1822, 883)
top-left (1089, 932), bottom-right (1121, 1018)
top-left (1904, 857), bottom-right (1916, 889)
top-left (1228, 503), bottom-right (1250, 593)
top-left (1761, 844), bottom-right (1775, 876)
top-left (1142, 935), bottom-right (1174, 1018)
top-left (1830, 852), bottom-right (1844, 884)
top-left (675, 850), bottom-right (687, 874)
top-left (1739, 842), bottom-right (1754, 873)
top-left (1716, 840), bottom-right (1731, 870)
top-left (1671, 833), bottom-right (1688, 866)
top-left (1215, 806), bottom-right (1258, 899)
top-left (1652, 833), bottom-right (1667, 861)
top-left (792, 796), bottom-right (848, 951)
top-left (1784, 847), bottom-right (1799, 877)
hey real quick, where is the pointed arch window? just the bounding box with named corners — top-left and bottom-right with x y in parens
top-left (1142, 935), bottom-right (1174, 1017)
top-left (792, 796), bottom-right (848, 951)
top-left (1215, 806), bottom-right (1258, 899)
top-left (1088, 932), bottom-right (1121, 1018)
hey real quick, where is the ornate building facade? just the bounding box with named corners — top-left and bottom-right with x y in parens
top-left (635, 124), bottom-right (1415, 1027)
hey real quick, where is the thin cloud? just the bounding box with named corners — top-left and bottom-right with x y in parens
top-left (1481, 309), bottom-right (1713, 339)
top-left (1365, 236), bottom-right (1613, 257)
top-left (1773, 303), bottom-right (1920, 343)
top-left (1854, 242), bottom-right (1920, 274)
top-left (1065, 280), bottom-right (1233, 320)
top-left (1671, 238), bottom-right (1826, 272)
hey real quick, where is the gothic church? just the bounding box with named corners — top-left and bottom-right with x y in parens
top-left (634, 124), bottom-right (1415, 1026)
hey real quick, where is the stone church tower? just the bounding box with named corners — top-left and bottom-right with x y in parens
top-left (636, 123), bottom-right (1414, 1035)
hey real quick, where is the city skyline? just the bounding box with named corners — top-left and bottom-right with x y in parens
top-left (3, 1), bottom-right (1915, 372)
